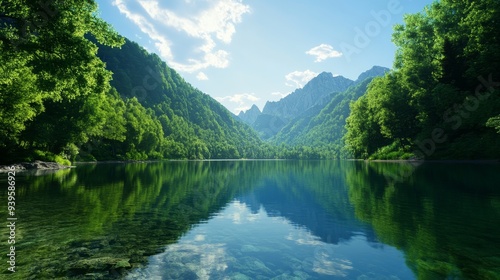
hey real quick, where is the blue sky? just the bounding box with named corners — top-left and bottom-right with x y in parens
top-left (95, 0), bottom-right (434, 114)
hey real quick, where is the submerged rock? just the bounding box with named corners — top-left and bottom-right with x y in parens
top-left (71, 247), bottom-right (91, 258)
top-left (69, 257), bottom-right (132, 276)
top-left (231, 272), bottom-right (253, 280)
top-left (293, 270), bottom-right (311, 279)
top-left (237, 257), bottom-right (274, 276)
top-left (271, 273), bottom-right (302, 280)
top-left (241, 244), bottom-right (260, 252)
top-left (114, 260), bottom-right (132, 269)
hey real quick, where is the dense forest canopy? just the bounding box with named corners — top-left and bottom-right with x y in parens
top-left (1, 0), bottom-right (499, 164)
top-left (345, 0), bottom-right (500, 159)
top-left (1, 0), bottom-right (123, 163)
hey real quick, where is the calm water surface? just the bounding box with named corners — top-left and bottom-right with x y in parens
top-left (0, 160), bottom-right (499, 279)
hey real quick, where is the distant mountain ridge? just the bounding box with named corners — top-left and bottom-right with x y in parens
top-left (262, 72), bottom-right (354, 121)
top-left (238, 66), bottom-right (389, 140)
top-left (238, 104), bottom-right (261, 124)
top-left (270, 66), bottom-right (390, 157)
top-left (355, 65), bottom-right (389, 83)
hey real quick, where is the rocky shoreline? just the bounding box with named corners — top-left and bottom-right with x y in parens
top-left (0, 160), bottom-right (73, 173)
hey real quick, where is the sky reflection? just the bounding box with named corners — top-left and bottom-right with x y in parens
top-left (127, 200), bottom-right (414, 279)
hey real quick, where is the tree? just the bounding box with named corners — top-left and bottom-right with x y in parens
top-left (345, 0), bottom-right (500, 159)
top-left (345, 94), bottom-right (389, 159)
top-left (368, 73), bottom-right (419, 148)
top-left (0, 1), bottom-right (124, 161)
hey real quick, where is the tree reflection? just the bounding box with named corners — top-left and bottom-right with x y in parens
top-left (0, 161), bottom-right (258, 279)
top-left (346, 161), bottom-right (500, 279)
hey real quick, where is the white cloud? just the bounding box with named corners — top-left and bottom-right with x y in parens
top-left (306, 44), bottom-right (343, 62)
top-left (216, 93), bottom-right (260, 103)
top-left (216, 93), bottom-right (260, 114)
top-left (113, 0), bottom-right (250, 73)
top-left (194, 234), bottom-right (206, 242)
top-left (234, 105), bottom-right (251, 113)
top-left (285, 70), bottom-right (318, 88)
top-left (113, 0), bottom-right (174, 60)
top-left (271, 91), bottom-right (289, 99)
top-left (220, 200), bottom-right (264, 224)
top-left (285, 231), bottom-right (322, 246)
top-left (217, 93), bottom-right (259, 103)
top-left (148, 243), bottom-right (229, 279)
top-left (196, 72), bottom-right (209, 80)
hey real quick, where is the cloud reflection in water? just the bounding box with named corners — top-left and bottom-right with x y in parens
top-left (126, 200), bottom-right (409, 279)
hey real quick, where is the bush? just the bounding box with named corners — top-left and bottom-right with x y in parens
top-left (370, 142), bottom-right (414, 160)
top-left (53, 155), bottom-right (71, 166)
top-left (33, 150), bottom-right (72, 166)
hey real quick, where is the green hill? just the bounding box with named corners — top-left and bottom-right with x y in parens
top-left (0, 1), bottom-right (265, 163)
top-left (92, 38), bottom-right (265, 160)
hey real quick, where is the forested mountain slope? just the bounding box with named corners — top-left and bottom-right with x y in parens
top-left (273, 78), bottom-right (376, 153)
top-left (0, 1), bottom-right (267, 163)
top-left (272, 67), bottom-right (388, 151)
top-left (2, 1), bottom-right (498, 163)
top-left (265, 67), bottom-right (386, 159)
top-left (93, 38), bottom-right (265, 160)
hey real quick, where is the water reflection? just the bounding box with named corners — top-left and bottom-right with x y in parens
top-left (127, 200), bottom-right (412, 279)
top-left (125, 160), bottom-right (416, 279)
top-left (1, 160), bottom-right (499, 279)
top-left (0, 161), bottom-right (256, 279)
top-left (346, 161), bottom-right (500, 280)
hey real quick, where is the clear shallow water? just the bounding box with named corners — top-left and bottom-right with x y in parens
top-left (126, 200), bottom-right (412, 279)
top-left (0, 160), bottom-right (499, 279)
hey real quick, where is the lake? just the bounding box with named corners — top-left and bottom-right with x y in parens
top-left (1, 160), bottom-right (499, 279)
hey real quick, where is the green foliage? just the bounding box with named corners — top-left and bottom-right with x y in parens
top-left (487, 115), bottom-right (500, 134)
top-left (0, 0), bottom-right (124, 163)
top-left (345, 95), bottom-right (382, 159)
top-left (345, 0), bottom-right (500, 159)
top-left (0, 1), bottom-right (275, 162)
top-left (0, 2), bottom-right (270, 163)
top-left (94, 38), bottom-right (266, 160)
top-left (369, 141), bottom-right (414, 160)
top-left (32, 150), bottom-right (71, 166)
top-left (3, 0), bottom-right (498, 162)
